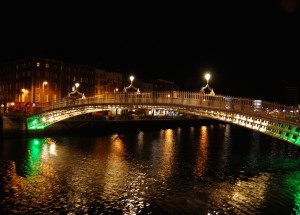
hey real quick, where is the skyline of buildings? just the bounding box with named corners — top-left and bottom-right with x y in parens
top-left (0, 56), bottom-right (179, 109)
top-left (0, 55), bottom-right (299, 111)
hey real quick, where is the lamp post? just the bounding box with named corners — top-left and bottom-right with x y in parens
top-left (42, 81), bottom-right (48, 103)
top-left (75, 82), bottom-right (80, 90)
top-left (114, 88), bottom-right (119, 94)
top-left (205, 73), bottom-right (211, 86)
top-left (130, 76), bottom-right (134, 84)
top-left (21, 88), bottom-right (26, 102)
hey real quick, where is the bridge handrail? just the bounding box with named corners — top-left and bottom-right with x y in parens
top-left (26, 91), bottom-right (300, 124)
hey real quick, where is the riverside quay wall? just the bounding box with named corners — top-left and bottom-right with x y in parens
top-left (1, 114), bottom-right (220, 138)
top-left (1, 115), bottom-right (27, 138)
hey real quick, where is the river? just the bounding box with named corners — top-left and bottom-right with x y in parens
top-left (1, 122), bottom-right (300, 214)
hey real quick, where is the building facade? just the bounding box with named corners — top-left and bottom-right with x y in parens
top-left (152, 79), bottom-right (179, 91)
top-left (0, 57), bottom-right (122, 111)
top-left (0, 57), bottom-right (63, 109)
top-left (0, 57), bottom-right (180, 114)
top-left (95, 69), bottom-right (123, 97)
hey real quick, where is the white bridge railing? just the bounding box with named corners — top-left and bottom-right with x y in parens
top-left (29, 91), bottom-right (300, 124)
top-left (24, 91), bottom-right (300, 146)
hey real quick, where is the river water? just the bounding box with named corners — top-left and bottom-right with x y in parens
top-left (1, 122), bottom-right (300, 215)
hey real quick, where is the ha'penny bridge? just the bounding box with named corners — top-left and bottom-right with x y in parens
top-left (25, 91), bottom-right (300, 146)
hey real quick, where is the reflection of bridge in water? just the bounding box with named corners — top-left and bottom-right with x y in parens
top-left (25, 91), bottom-right (300, 146)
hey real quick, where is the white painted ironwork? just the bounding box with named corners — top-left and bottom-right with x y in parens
top-left (25, 91), bottom-right (300, 146)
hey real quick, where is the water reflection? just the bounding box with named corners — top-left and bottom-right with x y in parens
top-left (194, 126), bottom-right (208, 179)
top-left (1, 125), bottom-right (300, 214)
top-left (159, 129), bottom-right (175, 181)
top-left (207, 172), bottom-right (271, 214)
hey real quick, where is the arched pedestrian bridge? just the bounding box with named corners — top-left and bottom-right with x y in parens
top-left (25, 91), bottom-right (300, 146)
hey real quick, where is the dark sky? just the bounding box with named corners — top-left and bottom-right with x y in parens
top-left (1, 1), bottom-right (299, 103)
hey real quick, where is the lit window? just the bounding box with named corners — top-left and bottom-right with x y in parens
top-left (36, 62), bottom-right (40, 67)
top-left (45, 63), bottom-right (49, 68)
top-left (36, 94), bottom-right (40, 102)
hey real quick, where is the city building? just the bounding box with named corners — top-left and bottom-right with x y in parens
top-left (0, 57), bottom-right (63, 110)
top-left (0, 57), bottom-right (122, 111)
top-left (0, 57), bottom-right (181, 115)
top-left (152, 79), bottom-right (179, 91)
top-left (95, 69), bottom-right (123, 97)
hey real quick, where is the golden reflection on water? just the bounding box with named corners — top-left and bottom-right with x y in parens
top-left (208, 172), bottom-right (271, 214)
top-left (194, 126), bottom-right (209, 179)
top-left (1, 138), bottom-right (61, 214)
top-left (158, 129), bottom-right (175, 181)
top-left (102, 134), bottom-right (128, 206)
top-left (136, 130), bottom-right (144, 154)
top-left (219, 124), bottom-right (231, 166)
top-left (100, 133), bottom-right (148, 214)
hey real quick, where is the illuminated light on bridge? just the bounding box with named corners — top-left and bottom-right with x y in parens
top-left (24, 91), bottom-right (300, 146)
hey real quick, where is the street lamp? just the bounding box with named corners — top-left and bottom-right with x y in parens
top-left (42, 81), bottom-right (48, 102)
top-left (21, 88), bottom-right (26, 102)
top-left (114, 88), bottom-right (119, 94)
top-left (205, 73), bottom-right (211, 85)
top-left (200, 72), bottom-right (215, 96)
top-left (123, 75), bottom-right (140, 94)
top-left (130, 76), bottom-right (134, 84)
top-left (75, 82), bottom-right (80, 90)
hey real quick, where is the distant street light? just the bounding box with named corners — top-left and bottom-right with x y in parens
top-left (123, 75), bottom-right (140, 94)
top-left (42, 81), bottom-right (48, 103)
top-left (200, 72), bottom-right (215, 96)
top-left (21, 88), bottom-right (26, 102)
top-left (130, 76), bottom-right (134, 84)
top-left (205, 73), bottom-right (211, 85)
top-left (75, 82), bottom-right (80, 90)
top-left (114, 88), bottom-right (119, 94)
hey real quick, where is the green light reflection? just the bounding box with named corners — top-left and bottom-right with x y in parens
top-left (25, 138), bottom-right (44, 177)
top-left (285, 171), bottom-right (300, 215)
top-left (26, 115), bottom-right (50, 130)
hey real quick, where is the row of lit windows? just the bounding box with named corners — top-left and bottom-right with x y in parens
top-left (13, 81), bottom-right (58, 91)
top-left (14, 61), bottom-right (112, 79)
top-left (65, 76), bottom-right (93, 84)
top-left (35, 81), bottom-right (58, 90)
top-left (15, 82), bottom-right (30, 90)
top-left (0, 84), bottom-right (12, 91)
top-left (16, 71), bottom-right (31, 79)
top-left (16, 62), bottom-right (54, 70)
top-left (14, 93), bottom-right (58, 103)
top-left (34, 94), bottom-right (57, 102)
top-left (36, 62), bottom-right (49, 68)
top-left (15, 70), bottom-right (59, 79)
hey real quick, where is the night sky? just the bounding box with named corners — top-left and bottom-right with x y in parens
top-left (1, 1), bottom-right (299, 104)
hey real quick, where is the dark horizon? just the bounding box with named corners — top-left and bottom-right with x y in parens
top-left (1, 1), bottom-right (299, 104)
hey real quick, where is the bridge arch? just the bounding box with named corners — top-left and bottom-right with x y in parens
top-left (25, 91), bottom-right (300, 146)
